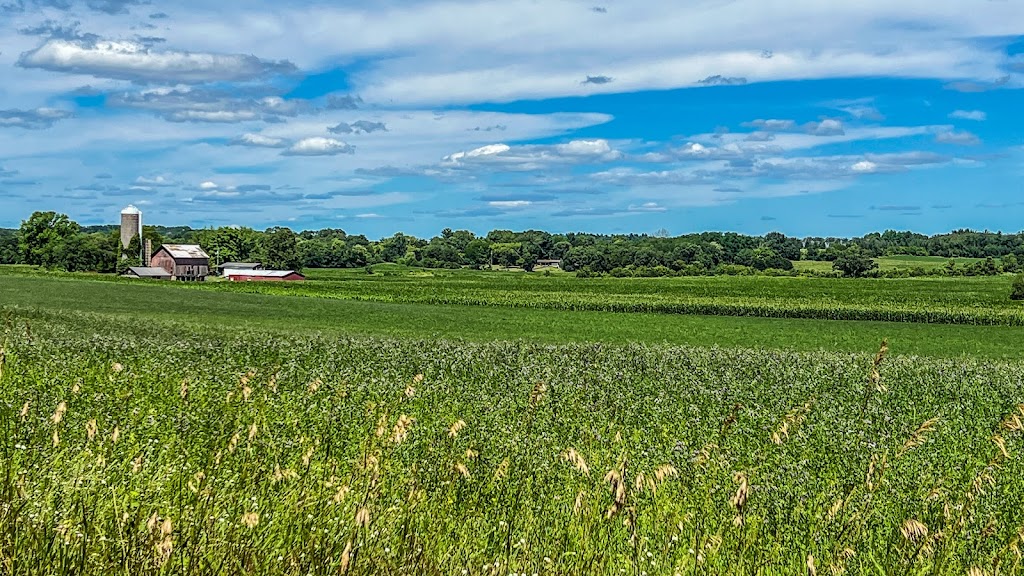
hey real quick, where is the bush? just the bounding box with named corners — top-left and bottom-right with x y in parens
top-left (1011, 273), bottom-right (1024, 300)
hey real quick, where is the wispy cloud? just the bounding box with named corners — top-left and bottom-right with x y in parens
top-left (18, 39), bottom-right (297, 84)
top-left (0, 108), bottom-right (72, 129)
top-left (949, 109), bottom-right (986, 121)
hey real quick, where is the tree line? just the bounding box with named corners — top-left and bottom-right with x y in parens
top-left (4, 211), bottom-right (1024, 278)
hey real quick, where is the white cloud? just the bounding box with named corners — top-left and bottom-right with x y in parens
top-left (230, 133), bottom-right (288, 148)
top-left (0, 107), bottom-right (72, 129)
top-left (283, 137), bottom-right (355, 156)
top-left (935, 129), bottom-right (981, 145)
top-left (949, 109), bottom-right (986, 121)
top-left (851, 160), bottom-right (879, 173)
top-left (134, 175), bottom-right (178, 187)
top-left (18, 39), bottom-right (296, 84)
top-left (488, 200), bottom-right (532, 208)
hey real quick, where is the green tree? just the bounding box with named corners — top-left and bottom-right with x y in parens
top-left (18, 211), bottom-right (80, 268)
top-left (259, 227), bottom-right (302, 270)
top-left (1012, 272), bottom-right (1024, 300)
top-left (832, 247), bottom-right (878, 278)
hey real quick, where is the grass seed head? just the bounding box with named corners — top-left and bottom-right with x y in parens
top-left (51, 401), bottom-right (66, 424)
top-left (111, 426), bottom-right (120, 444)
top-left (19, 401), bottom-right (29, 422)
top-left (242, 512), bottom-right (259, 528)
top-left (85, 419), bottom-right (97, 441)
top-left (561, 448), bottom-right (590, 476)
top-left (900, 519), bottom-right (928, 542)
top-left (355, 506), bottom-right (371, 527)
top-left (448, 419), bottom-right (467, 438)
top-left (806, 554), bottom-right (817, 576)
top-left (529, 381), bottom-right (547, 407)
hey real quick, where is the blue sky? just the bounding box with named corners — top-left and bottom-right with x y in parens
top-left (1, 0), bottom-right (1023, 238)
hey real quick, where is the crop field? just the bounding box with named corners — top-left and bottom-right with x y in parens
top-left (217, 268), bottom-right (1023, 326)
top-left (3, 273), bottom-right (1024, 358)
top-left (2, 309), bottom-right (1024, 575)
top-left (2, 268), bottom-right (1024, 575)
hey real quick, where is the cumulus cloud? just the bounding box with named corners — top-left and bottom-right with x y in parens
top-left (18, 39), bottom-right (297, 84)
top-left (0, 108), bottom-right (72, 129)
top-left (230, 133), bottom-right (289, 148)
top-left (949, 109), bottom-right (986, 121)
top-left (282, 137), bottom-right (355, 156)
top-left (328, 120), bottom-right (388, 134)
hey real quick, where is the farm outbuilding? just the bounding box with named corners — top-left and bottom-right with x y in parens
top-left (122, 266), bottom-right (172, 280)
top-left (150, 244), bottom-right (211, 281)
top-left (217, 262), bottom-right (263, 276)
top-left (225, 269), bottom-right (305, 282)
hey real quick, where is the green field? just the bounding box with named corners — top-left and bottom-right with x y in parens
top-left (793, 255), bottom-right (987, 273)
top-left (3, 268), bottom-right (1024, 574)
top-left (2, 273), bottom-right (1024, 358)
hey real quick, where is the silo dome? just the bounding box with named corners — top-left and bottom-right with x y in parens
top-left (121, 205), bottom-right (141, 215)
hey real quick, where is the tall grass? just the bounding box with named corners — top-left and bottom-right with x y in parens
top-left (1, 314), bottom-right (1023, 574)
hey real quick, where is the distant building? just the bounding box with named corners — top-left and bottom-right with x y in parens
top-left (151, 244), bottom-right (210, 281)
top-left (120, 205), bottom-right (142, 261)
top-left (225, 269), bottom-right (305, 282)
top-left (122, 266), bottom-right (172, 280)
top-left (536, 259), bottom-right (563, 269)
top-left (217, 262), bottom-right (263, 276)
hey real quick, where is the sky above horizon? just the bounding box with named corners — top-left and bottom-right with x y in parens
top-left (1, 0), bottom-right (1023, 239)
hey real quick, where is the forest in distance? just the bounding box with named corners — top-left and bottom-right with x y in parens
top-left (4, 210), bottom-right (1024, 278)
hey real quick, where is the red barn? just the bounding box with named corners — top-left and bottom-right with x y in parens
top-left (225, 269), bottom-right (305, 282)
top-left (150, 244), bottom-right (210, 281)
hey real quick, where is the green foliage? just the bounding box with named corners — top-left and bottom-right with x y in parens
top-left (259, 227), bottom-right (302, 271)
top-left (1011, 272), bottom-right (1024, 301)
top-left (832, 247), bottom-right (878, 277)
top-left (18, 211), bottom-right (81, 268)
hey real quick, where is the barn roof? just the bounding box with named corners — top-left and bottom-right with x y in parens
top-left (225, 269), bottom-right (304, 278)
top-left (158, 244), bottom-right (210, 259)
top-left (126, 267), bottom-right (171, 277)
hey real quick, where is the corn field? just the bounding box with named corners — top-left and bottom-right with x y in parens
top-left (2, 312), bottom-right (1024, 575)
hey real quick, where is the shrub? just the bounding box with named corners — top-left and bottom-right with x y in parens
top-left (1011, 273), bottom-right (1024, 300)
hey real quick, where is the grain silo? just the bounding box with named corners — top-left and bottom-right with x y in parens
top-left (120, 205), bottom-right (142, 260)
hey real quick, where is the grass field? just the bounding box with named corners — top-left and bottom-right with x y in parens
top-left (3, 273), bottom-right (1024, 358)
top-left (2, 302), bottom-right (1024, 575)
top-left (3, 267), bottom-right (1024, 574)
top-left (793, 255), bottom-right (986, 273)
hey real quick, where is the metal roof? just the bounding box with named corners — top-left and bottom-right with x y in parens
top-left (224, 269), bottom-right (303, 278)
top-left (218, 262), bottom-right (262, 269)
top-left (121, 205), bottom-right (141, 215)
top-left (126, 267), bottom-right (171, 277)
top-left (159, 244), bottom-right (210, 259)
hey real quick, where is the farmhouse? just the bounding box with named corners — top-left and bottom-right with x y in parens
top-left (217, 262), bottom-right (262, 276)
top-left (122, 266), bottom-right (172, 280)
top-left (150, 244), bottom-right (211, 281)
top-left (225, 269), bottom-right (305, 282)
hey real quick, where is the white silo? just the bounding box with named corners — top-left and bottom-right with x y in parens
top-left (120, 205), bottom-right (142, 260)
